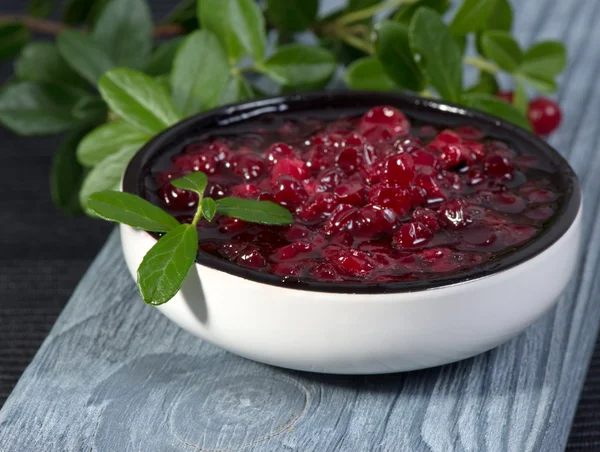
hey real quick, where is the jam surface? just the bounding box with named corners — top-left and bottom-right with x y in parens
top-left (144, 106), bottom-right (562, 284)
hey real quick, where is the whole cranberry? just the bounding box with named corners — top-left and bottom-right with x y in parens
top-left (296, 192), bottom-right (337, 222)
top-left (159, 184), bottom-right (198, 211)
top-left (327, 248), bottom-right (375, 278)
top-left (264, 142), bottom-right (297, 168)
top-left (305, 144), bottom-right (335, 171)
top-left (380, 153), bottom-right (415, 187)
top-left (368, 184), bottom-right (412, 216)
top-left (528, 97), bottom-right (562, 135)
top-left (483, 154), bottom-right (514, 179)
top-left (172, 149), bottom-right (220, 174)
top-left (270, 157), bottom-right (309, 181)
top-left (496, 91), bottom-right (514, 103)
top-left (362, 126), bottom-right (394, 143)
top-left (334, 182), bottom-right (366, 206)
top-left (393, 222), bottom-right (433, 248)
top-left (461, 141), bottom-right (486, 162)
top-left (428, 130), bottom-right (461, 151)
top-left (438, 143), bottom-right (464, 169)
top-left (359, 106), bottom-right (410, 136)
top-left (230, 153), bottom-right (265, 180)
top-left (412, 208), bottom-right (440, 231)
top-left (336, 147), bottom-right (363, 174)
top-left (323, 204), bottom-right (357, 235)
top-left (352, 204), bottom-right (397, 237)
top-left (414, 174), bottom-right (446, 204)
top-left (272, 175), bottom-right (308, 208)
top-left (317, 167), bottom-right (344, 191)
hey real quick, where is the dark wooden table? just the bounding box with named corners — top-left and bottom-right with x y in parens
top-left (0, 0), bottom-right (599, 450)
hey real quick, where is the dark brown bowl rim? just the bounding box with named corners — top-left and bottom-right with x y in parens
top-left (122, 91), bottom-right (581, 294)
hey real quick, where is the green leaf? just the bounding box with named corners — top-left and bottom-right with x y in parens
top-left (171, 30), bottom-right (230, 115)
top-left (347, 0), bottom-right (379, 11)
top-left (93, 0), bottom-right (153, 69)
top-left (28, 0), bottom-right (56, 17)
top-left (262, 44), bottom-right (336, 88)
top-left (164, 0), bottom-right (198, 31)
top-left (171, 171), bottom-right (208, 196)
top-left (450, 0), bottom-right (496, 35)
top-left (481, 30), bottom-right (522, 73)
top-left (198, 0), bottom-right (267, 62)
top-left (201, 197), bottom-right (217, 221)
top-left (393, 0), bottom-right (450, 25)
top-left (0, 23), bottom-right (30, 62)
top-left (219, 75), bottom-right (255, 104)
top-left (77, 120), bottom-right (150, 166)
top-left (513, 77), bottom-right (528, 114)
top-left (51, 129), bottom-right (87, 215)
top-left (137, 223), bottom-right (198, 306)
top-left (15, 42), bottom-right (87, 88)
top-left (266, 0), bottom-right (318, 32)
top-left (462, 92), bottom-right (531, 131)
top-left (519, 72), bottom-right (557, 94)
top-left (57, 29), bottom-right (115, 84)
top-left (376, 21), bottom-right (425, 92)
top-left (345, 57), bottom-right (397, 92)
top-left (143, 38), bottom-right (184, 76)
top-left (88, 190), bottom-right (180, 232)
top-left (520, 41), bottom-right (566, 78)
top-left (63, 0), bottom-right (111, 25)
top-left (99, 68), bottom-right (181, 135)
top-left (79, 143), bottom-right (141, 209)
top-left (409, 8), bottom-right (462, 102)
top-left (467, 71), bottom-right (499, 94)
top-left (0, 82), bottom-right (102, 136)
top-left (216, 198), bottom-right (293, 225)
top-left (486, 0), bottom-right (512, 31)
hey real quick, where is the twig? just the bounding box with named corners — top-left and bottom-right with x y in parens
top-left (0, 14), bottom-right (186, 38)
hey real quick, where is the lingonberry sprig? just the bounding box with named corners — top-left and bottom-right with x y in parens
top-left (87, 171), bottom-right (292, 305)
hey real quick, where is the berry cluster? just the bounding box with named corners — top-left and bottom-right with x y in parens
top-left (148, 106), bottom-right (560, 283)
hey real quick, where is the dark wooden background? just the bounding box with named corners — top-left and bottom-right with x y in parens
top-left (0, 0), bottom-right (598, 450)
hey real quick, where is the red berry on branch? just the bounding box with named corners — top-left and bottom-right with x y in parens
top-left (527, 97), bottom-right (562, 135)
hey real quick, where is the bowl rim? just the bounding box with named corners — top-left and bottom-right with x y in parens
top-left (122, 90), bottom-right (581, 294)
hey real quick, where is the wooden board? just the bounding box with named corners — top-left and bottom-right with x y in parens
top-left (3, 0), bottom-right (600, 450)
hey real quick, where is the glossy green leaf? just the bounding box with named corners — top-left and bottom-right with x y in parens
top-left (345, 57), bottom-right (397, 92)
top-left (486, 0), bottom-right (512, 31)
top-left (393, 0), bottom-right (450, 25)
top-left (51, 129), bottom-right (87, 215)
top-left (266, 0), bottom-right (318, 32)
top-left (88, 190), bottom-right (180, 231)
top-left (513, 77), bottom-right (528, 114)
top-left (450, 0), bottom-right (496, 35)
top-left (79, 143), bottom-right (141, 209)
top-left (201, 197), bottom-right (217, 221)
top-left (520, 41), bottom-right (567, 78)
top-left (143, 38), bottom-right (184, 76)
top-left (93, 0), bottom-right (153, 69)
top-left (77, 120), bottom-right (150, 166)
top-left (0, 82), bottom-right (101, 136)
top-left (57, 29), bottom-right (115, 84)
top-left (519, 72), bottom-right (557, 93)
top-left (467, 71), bottom-right (499, 94)
top-left (99, 68), bottom-right (181, 135)
top-left (171, 30), bottom-right (230, 115)
top-left (409, 8), bottom-right (463, 102)
top-left (347, 0), bottom-right (379, 11)
top-left (376, 21), bottom-right (425, 92)
top-left (15, 42), bottom-right (87, 88)
top-left (216, 198), bottom-right (293, 225)
top-left (171, 171), bottom-right (208, 196)
top-left (198, 0), bottom-right (267, 62)
top-left (63, 0), bottom-right (111, 25)
top-left (462, 92), bottom-right (532, 131)
top-left (0, 22), bottom-right (30, 61)
top-left (262, 44), bottom-right (336, 87)
top-left (28, 0), bottom-right (56, 17)
top-left (481, 30), bottom-right (522, 73)
top-left (219, 75), bottom-right (255, 104)
top-left (137, 223), bottom-right (198, 306)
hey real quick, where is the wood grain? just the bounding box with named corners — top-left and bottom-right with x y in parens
top-left (2, 0), bottom-right (600, 450)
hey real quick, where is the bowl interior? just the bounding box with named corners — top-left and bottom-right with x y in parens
top-left (122, 91), bottom-right (581, 294)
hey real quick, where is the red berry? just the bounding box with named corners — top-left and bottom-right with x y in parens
top-left (272, 175), bottom-right (308, 208)
top-left (296, 192), bottom-right (337, 222)
top-left (438, 143), bottom-right (464, 169)
top-left (218, 216), bottom-right (246, 233)
top-left (323, 204), bottom-right (357, 235)
top-left (230, 183), bottom-right (260, 199)
top-left (271, 242), bottom-right (313, 262)
top-left (359, 106), bottom-right (410, 136)
top-left (271, 262), bottom-right (304, 276)
top-left (271, 157), bottom-right (309, 181)
top-left (236, 248), bottom-right (267, 269)
top-left (412, 208), bottom-right (440, 231)
top-left (264, 142), bottom-right (297, 168)
top-left (327, 248), bottom-right (375, 277)
top-left (528, 98), bottom-right (562, 135)
top-left (496, 91), bottom-right (514, 104)
top-left (334, 182), bottom-right (366, 206)
top-left (414, 174), bottom-right (446, 204)
top-left (368, 184), bottom-right (412, 216)
top-left (483, 154), bottom-right (514, 179)
top-left (336, 147), bottom-right (363, 174)
top-left (352, 204), bottom-right (397, 237)
top-left (317, 167), bottom-right (344, 191)
top-left (362, 126), bottom-right (394, 143)
top-left (380, 153), bottom-right (415, 187)
top-left (230, 153), bottom-right (265, 180)
top-left (455, 125), bottom-right (484, 141)
top-left (393, 222), bottom-right (433, 248)
top-left (309, 262), bottom-right (342, 281)
top-left (438, 199), bottom-right (472, 229)
top-left (467, 167), bottom-right (486, 186)
top-left (159, 184), bottom-right (198, 211)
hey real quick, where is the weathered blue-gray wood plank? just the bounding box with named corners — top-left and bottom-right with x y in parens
top-left (2, 0), bottom-right (600, 450)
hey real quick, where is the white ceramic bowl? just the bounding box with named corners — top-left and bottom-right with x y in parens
top-left (120, 92), bottom-right (582, 374)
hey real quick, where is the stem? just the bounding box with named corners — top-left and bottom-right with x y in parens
top-left (336, 0), bottom-right (418, 26)
top-left (0, 14), bottom-right (186, 38)
top-left (191, 198), bottom-right (204, 227)
top-left (338, 30), bottom-right (375, 55)
top-left (463, 56), bottom-right (499, 74)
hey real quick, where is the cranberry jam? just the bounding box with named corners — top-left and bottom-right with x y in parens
top-left (142, 101), bottom-right (568, 285)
